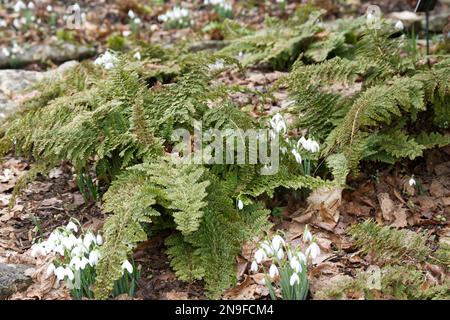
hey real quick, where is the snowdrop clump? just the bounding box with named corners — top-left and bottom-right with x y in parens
top-left (158, 6), bottom-right (191, 29)
top-left (31, 220), bottom-right (137, 299)
top-left (408, 176), bottom-right (416, 187)
top-left (204, 0), bottom-right (233, 19)
top-left (250, 226), bottom-right (320, 300)
top-left (297, 136), bottom-right (320, 153)
top-left (94, 51), bottom-right (117, 70)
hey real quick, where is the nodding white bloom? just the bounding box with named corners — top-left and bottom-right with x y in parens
top-left (269, 113), bottom-right (287, 135)
top-left (367, 12), bottom-right (375, 24)
top-left (96, 234), bottom-right (103, 246)
top-left (158, 6), bottom-right (189, 23)
top-left (306, 242), bottom-right (321, 260)
top-left (0, 48), bottom-right (9, 57)
top-left (46, 5), bottom-right (53, 12)
top-left (133, 51), bottom-right (141, 60)
top-left (297, 252), bottom-right (307, 265)
top-left (27, 2), bottom-right (35, 10)
top-left (73, 3), bottom-right (81, 11)
top-left (0, 19), bottom-right (7, 28)
top-left (289, 273), bottom-right (300, 286)
top-left (94, 51), bottom-right (117, 70)
top-left (66, 221), bottom-right (78, 232)
top-left (254, 249), bottom-right (266, 263)
top-left (290, 257), bottom-right (302, 273)
top-left (70, 256), bottom-right (89, 270)
top-left (133, 17), bottom-right (141, 24)
top-left (237, 199), bottom-right (244, 210)
top-left (54, 266), bottom-right (66, 280)
top-left (128, 10), bottom-right (135, 19)
top-left (298, 137), bottom-right (320, 153)
top-left (291, 149), bottom-right (302, 164)
top-left (269, 264), bottom-right (279, 278)
top-left (83, 232), bottom-right (96, 248)
top-left (61, 235), bottom-right (76, 250)
top-left (46, 263), bottom-right (56, 277)
top-left (121, 260), bottom-right (133, 274)
top-left (303, 226), bottom-right (313, 243)
top-left (271, 235), bottom-right (285, 251)
top-left (71, 244), bottom-right (87, 257)
top-left (261, 241), bottom-right (274, 256)
top-left (65, 267), bottom-right (74, 281)
top-left (89, 250), bottom-right (101, 266)
top-left (14, 1), bottom-right (26, 12)
top-left (394, 20), bottom-right (404, 31)
top-left (408, 176), bottom-right (416, 187)
top-left (250, 261), bottom-right (258, 273)
top-left (276, 248), bottom-right (284, 260)
top-left (31, 243), bottom-right (45, 257)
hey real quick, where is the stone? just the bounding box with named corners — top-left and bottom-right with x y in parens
top-left (0, 263), bottom-right (33, 299)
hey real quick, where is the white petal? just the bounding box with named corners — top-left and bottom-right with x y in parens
top-left (269, 264), bottom-right (279, 278)
top-left (46, 263), bottom-right (56, 276)
top-left (66, 221), bottom-right (78, 232)
top-left (237, 199), bottom-right (244, 210)
top-left (250, 261), bottom-right (258, 273)
top-left (254, 249), bottom-right (266, 264)
top-left (121, 260), bottom-right (133, 274)
top-left (290, 273), bottom-right (300, 286)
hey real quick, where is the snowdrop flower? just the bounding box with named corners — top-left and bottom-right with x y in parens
top-left (54, 266), bottom-right (66, 280)
top-left (276, 248), bottom-right (284, 260)
top-left (66, 221), bottom-right (78, 232)
top-left (250, 261), bottom-right (258, 273)
top-left (291, 149), bottom-right (302, 164)
top-left (367, 12), bottom-right (375, 24)
top-left (394, 20), bottom-right (404, 31)
top-left (261, 241), bottom-right (274, 256)
top-left (61, 235), bottom-right (76, 250)
top-left (46, 263), bottom-right (55, 277)
top-left (71, 244), bottom-right (87, 257)
top-left (46, 5), bottom-right (53, 12)
top-left (96, 234), bottom-right (103, 245)
top-left (55, 244), bottom-right (65, 256)
top-left (31, 243), bottom-right (45, 257)
top-left (298, 137), bottom-right (320, 153)
top-left (237, 199), bottom-right (244, 210)
top-left (269, 264), bottom-right (279, 278)
top-left (254, 249), bottom-right (266, 263)
top-left (269, 113), bottom-right (287, 134)
top-left (271, 235), bottom-right (285, 251)
top-left (14, 1), bottom-right (26, 12)
top-left (408, 176), bottom-right (416, 187)
top-left (297, 252), bottom-right (307, 265)
top-left (83, 232), bottom-right (96, 248)
top-left (0, 19), bottom-right (7, 28)
top-left (290, 257), bottom-right (302, 273)
top-left (133, 51), bottom-right (141, 60)
top-left (94, 51), bottom-right (117, 70)
top-left (306, 242), bottom-right (321, 260)
top-left (134, 17), bottom-right (141, 25)
top-left (65, 267), bottom-right (74, 281)
top-left (13, 18), bottom-right (21, 29)
top-left (121, 260), bottom-right (133, 274)
top-left (89, 250), bottom-right (100, 266)
top-left (128, 10), bottom-right (135, 19)
top-left (73, 3), bottom-right (81, 12)
top-left (27, 2), bottom-right (35, 10)
top-left (303, 226), bottom-right (313, 243)
top-left (290, 273), bottom-right (300, 286)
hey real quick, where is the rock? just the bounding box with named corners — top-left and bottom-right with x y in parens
top-left (0, 43), bottom-right (95, 69)
top-left (0, 61), bottom-right (79, 119)
top-left (0, 263), bottom-right (33, 299)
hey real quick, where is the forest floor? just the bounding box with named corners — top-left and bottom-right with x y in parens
top-left (0, 0), bottom-right (449, 300)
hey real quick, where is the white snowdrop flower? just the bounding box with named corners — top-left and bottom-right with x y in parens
top-left (250, 260), bottom-right (258, 273)
top-left (303, 226), bottom-right (313, 243)
top-left (14, 1), bottom-right (26, 12)
top-left (394, 20), bottom-right (404, 31)
top-left (133, 17), bottom-right (141, 24)
top-left (291, 149), bottom-right (302, 164)
top-left (261, 241), bottom-right (274, 256)
top-left (94, 51), bottom-right (117, 70)
top-left (65, 267), bottom-right (74, 281)
top-left (297, 252), bottom-right (307, 265)
top-left (66, 221), bottom-right (78, 232)
top-left (96, 234), bottom-right (103, 245)
top-left (408, 177), bottom-right (416, 187)
top-left (271, 235), bottom-right (285, 251)
top-left (276, 248), bottom-right (284, 260)
top-left (309, 140), bottom-right (320, 153)
top-left (121, 260), bottom-right (133, 274)
top-left (83, 232), bottom-right (96, 249)
top-left (128, 10), bottom-right (135, 19)
top-left (73, 3), bottom-right (81, 12)
top-left (306, 242), bottom-right (321, 260)
top-left (367, 12), bottom-right (375, 24)
top-left (80, 257), bottom-right (89, 269)
top-left (71, 244), bottom-right (87, 257)
top-left (237, 199), bottom-right (244, 210)
top-left (89, 250), bottom-right (100, 266)
top-left (254, 249), bottom-right (266, 263)
top-left (269, 264), bottom-right (279, 278)
top-left (27, 2), bottom-right (35, 10)
top-left (0, 19), bottom-right (7, 28)
top-left (46, 5), bottom-right (53, 12)
top-left (13, 18), bottom-right (21, 29)
top-left (133, 51), bottom-right (141, 60)
top-left (122, 30), bottom-right (132, 37)
top-left (54, 266), bottom-right (66, 280)
top-left (61, 235), bottom-right (75, 250)
top-left (276, 0), bottom-right (285, 3)
top-left (269, 113), bottom-right (287, 134)
top-left (55, 244), bottom-right (65, 256)
top-left (290, 257), bottom-right (302, 273)
top-left (290, 273), bottom-right (300, 286)
top-left (46, 263), bottom-right (56, 277)
top-left (70, 256), bottom-right (81, 270)
top-left (20, 16), bottom-right (27, 24)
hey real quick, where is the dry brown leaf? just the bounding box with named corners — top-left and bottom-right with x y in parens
top-left (166, 291), bottom-right (189, 300)
top-left (308, 187), bottom-right (342, 231)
